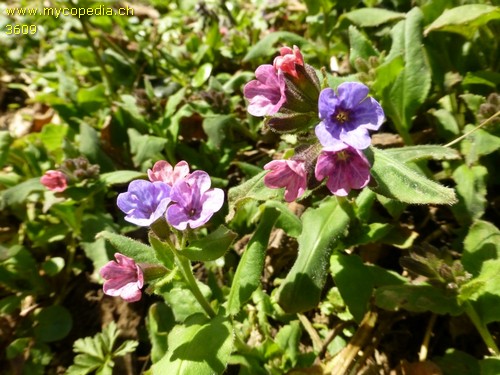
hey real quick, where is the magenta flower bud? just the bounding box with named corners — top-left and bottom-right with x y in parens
top-left (315, 144), bottom-right (371, 196)
top-left (244, 65), bottom-right (286, 117)
top-left (273, 45), bottom-right (304, 78)
top-left (264, 159), bottom-right (307, 202)
top-left (148, 160), bottom-right (190, 186)
top-left (166, 171), bottom-right (224, 230)
top-left (100, 253), bottom-right (144, 302)
top-left (40, 170), bottom-right (68, 192)
top-left (315, 82), bottom-right (385, 150)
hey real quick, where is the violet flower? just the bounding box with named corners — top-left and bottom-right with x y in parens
top-left (273, 45), bottom-right (304, 78)
top-left (40, 170), bottom-right (68, 192)
top-left (315, 82), bottom-right (384, 150)
top-left (264, 159), bottom-right (307, 202)
top-left (148, 160), bottom-right (190, 186)
top-left (315, 144), bottom-right (371, 196)
top-left (166, 171), bottom-right (224, 230)
top-left (244, 64), bottom-right (286, 117)
top-left (100, 253), bottom-right (144, 302)
top-left (117, 180), bottom-right (171, 226)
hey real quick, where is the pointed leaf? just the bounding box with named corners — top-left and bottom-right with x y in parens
top-left (383, 145), bottom-right (461, 163)
top-left (367, 147), bottom-right (457, 205)
top-left (227, 207), bottom-right (280, 315)
top-left (182, 225), bottom-right (237, 262)
top-left (424, 5), bottom-right (500, 38)
top-left (151, 315), bottom-right (233, 375)
top-left (276, 197), bottom-right (350, 313)
top-left (341, 8), bottom-right (405, 28)
top-left (97, 231), bottom-right (160, 265)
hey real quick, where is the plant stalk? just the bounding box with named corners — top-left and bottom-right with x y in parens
top-left (444, 110), bottom-right (500, 148)
top-left (172, 247), bottom-right (216, 319)
top-left (464, 301), bottom-right (500, 356)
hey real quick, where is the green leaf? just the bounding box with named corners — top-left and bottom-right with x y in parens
top-left (383, 8), bottom-right (431, 142)
top-left (451, 164), bottom-right (487, 226)
top-left (263, 200), bottom-right (302, 238)
top-left (202, 115), bottom-right (237, 148)
top-left (462, 221), bottom-right (500, 276)
top-left (424, 5), bottom-right (500, 39)
top-left (0, 131), bottom-right (12, 168)
top-left (430, 108), bottom-right (460, 139)
top-left (34, 305), bottom-right (73, 343)
top-left (226, 170), bottom-right (281, 221)
top-left (372, 54), bottom-right (404, 95)
top-left (40, 124), bottom-right (68, 152)
top-left (331, 254), bottom-right (374, 323)
top-left (147, 303), bottom-right (175, 363)
top-left (460, 124), bottom-right (500, 165)
top-left (183, 225), bottom-right (237, 262)
top-left (149, 235), bottom-right (176, 270)
top-left (158, 281), bottom-right (212, 322)
top-left (192, 63), bottom-right (213, 88)
top-left (79, 122), bottom-right (115, 172)
top-left (42, 257), bottom-right (65, 276)
top-left (227, 207), bottom-right (280, 315)
top-left (481, 357), bottom-right (500, 375)
top-left (383, 145), bottom-right (461, 163)
top-left (276, 197), bottom-right (350, 313)
top-left (151, 314), bottom-right (233, 375)
top-left (128, 128), bottom-right (167, 170)
top-left (434, 349), bottom-right (480, 375)
top-left (348, 26), bottom-right (379, 68)
top-left (243, 32), bottom-right (309, 62)
top-left (99, 171), bottom-right (146, 186)
top-left (67, 322), bottom-right (138, 375)
top-left (462, 259), bottom-right (500, 324)
top-left (341, 8), bottom-right (405, 28)
top-left (275, 321), bottom-right (301, 366)
top-left (375, 284), bottom-right (463, 315)
top-left (367, 147), bottom-right (457, 204)
top-left (97, 231), bottom-right (160, 265)
top-left (0, 177), bottom-right (43, 208)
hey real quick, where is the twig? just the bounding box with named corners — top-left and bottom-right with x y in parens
top-left (444, 110), bottom-right (500, 148)
top-left (419, 313), bottom-right (437, 361)
top-left (297, 313), bottom-right (323, 353)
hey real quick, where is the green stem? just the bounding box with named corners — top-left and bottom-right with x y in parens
top-left (171, 246), bottom-right (216, 319)
top-left (464, 301), bottom-right (500, 356)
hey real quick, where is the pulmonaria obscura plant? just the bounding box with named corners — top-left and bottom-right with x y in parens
top-left (92, 44), bottom-right (490, 375)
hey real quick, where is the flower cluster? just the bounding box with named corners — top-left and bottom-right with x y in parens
top-left (101, 160), bottom-right (224, 303)
top-left (244, 46), bottom-right (385, 200)
top-left (117, 160), bottom-right (224, 230)
top-left (40, 156), bottom-right (100, 193)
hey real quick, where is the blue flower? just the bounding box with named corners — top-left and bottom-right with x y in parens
top-left (117, 180), bottom-right (171, 226)
top-left (315, 82), bottom-right (384, 150)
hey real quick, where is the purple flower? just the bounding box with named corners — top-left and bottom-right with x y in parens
top-left (148, 160), bottom-right (190, 186)
top-left (244, 64), bottom-right (286, 117)
top-left (315, 82), bottom-right (384, 150)
top-left (264, 159), bottom-right (307, 202)
top-left (166, 171), bottom-right (224, 230)
top-left (117, 180), bottom-right (171, 226)
top-left (41, 170), bottom-right (68, 192)
top-left (100, 253), bottom-right (144, 302)
top-left (315, 144), bottom-right (371, 196)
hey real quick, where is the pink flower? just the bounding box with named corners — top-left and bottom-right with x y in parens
top-left (273, 45), bottom-right (304, 78)
top-left (100, 253), bottom-right (144, 302)
top-left (315, 144), bottom-right (371, 196)
top-left (244, 65), bottom-right (286, 117)
top-left (148, 160), bottom-right (190, 186)
top-left (40, 170), bottom-right (68, 192)
top-left (264, 159), bottom-right (307, 202)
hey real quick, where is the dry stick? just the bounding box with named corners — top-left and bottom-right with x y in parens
top-left (444, 110), bottom-right (500, 148)
top-left (297, 313), bottom-right (324, 353)
top-left (419, 313), bottom-right (437, 361)
top-left (318, 321), bottom-right (351, 359)
top-left (325, 309), bottom-right (378, 375)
